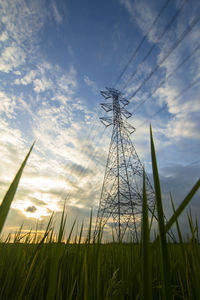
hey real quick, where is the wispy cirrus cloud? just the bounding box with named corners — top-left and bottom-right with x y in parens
top-left (0, 91), bottom-right (16, 119)
top-left (0, 0), bottom-right (64, 76)
top-left (84, 75), bottom-right (98, 94)
top-left (51, 0), bottom-right (63, 24)
top-left (0, 0), bottom-right (47, 44)
top-left (119, 0), bottom-right (161, 43)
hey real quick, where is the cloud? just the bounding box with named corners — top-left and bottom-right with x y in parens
top-left (0, 0), bottom-right (105, 236)
top-left (51, 0), bottom-right (63, 24)
top-left (0, 70), bottom-right (107, 229)
top-left (57, 67), bottom-right (77, 94)
top-left (14, 70), bottom-right (37, 85)
top-left (0, 43), bottom-right (26, 73)
top-left (166, 101), bottom-right (200, 140)
top-left (14, 64), bottom-right (77, 97)
top-left (153, 52), bottom-right (200, 141)
top-left (33, 77), bottom-right (53, 93)
top-left (119, 0), bottom-right (200, 146)
top-left (25, 206), bottom-right (37, 213)
top-left (158, 163), bottom-right (200, 236)
top-left (0, 0), bottom-right (47, 45)
top-left (0, 91), bottom-right (16, 119)
top-left (0, 0), bottom-right (64, 76)
top-left (52, 94), bottom-right (71, 104)
top-left (67, 162), bottom-right (94, 178)
top-left (119, 0), bottom-right (160, 43)
top-left (67, 45), bottom-right (74, 57)
top-left (0, 31), bottom-right (8, 42)
top-left (0, 119), bottom-right (25, 165)
top-left (84, 75), bottom-right (97, 94)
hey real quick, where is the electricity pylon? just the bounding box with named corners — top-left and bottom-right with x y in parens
top-left (95, 87), bottom-right (155, 242)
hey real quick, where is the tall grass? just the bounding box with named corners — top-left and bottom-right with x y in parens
top-left (0, 142), bottom-right (34, 234)
top-left (0, 130), bottom-right (199, 299)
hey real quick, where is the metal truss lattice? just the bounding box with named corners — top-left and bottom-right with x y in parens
top-left (95, 87), bottom-right (155, 242)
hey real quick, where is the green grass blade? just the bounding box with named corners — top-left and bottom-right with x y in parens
top-left (18, 250), bottom-right (40, 300)
top-left (150, 125), bottom-right (171, 300)
top-left (170, 193), bottom-right (185, 263)
top-left (78, 221), bottom-right (84, 244)
top-left (86, 209), bottom-right (92, 244)
top-left (57, 203), bottom-right (67, 243)
top-left (141, 168), bottom-right (152, 300)
top-left (196, 217), bottom-right (199, 243)
top-left (66, 218), bottom-right (76, 244)
top-left (149, 202), bottom-right (156, 232)
top-left (68, 277), bottom-right (77, 300)
top-left (170, 194), bottom-right (183, 245)
top-left (0, 142), bottom-right (35, 234)
top-left (46, 244), bottom-right (62, 300)
top-left (18, 229), bottom-right (50, 300)
top-left (187, 210), bottom-right (197, 242)
top-left (164, 179), bottom-right (200, 234)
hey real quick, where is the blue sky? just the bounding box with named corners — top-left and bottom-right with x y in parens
top-left (0, 0), bottom-right (200, 240)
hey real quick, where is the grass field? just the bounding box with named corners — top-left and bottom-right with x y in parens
top-left (0, 241), bottom-right (200, 299)
top-left (0, 128), bottom-right (199, 299)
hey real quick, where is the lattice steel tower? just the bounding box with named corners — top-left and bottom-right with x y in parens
top-left (95, 87), bottom-right (155, 242)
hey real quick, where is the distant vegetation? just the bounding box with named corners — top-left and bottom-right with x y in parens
top-left (0, 128), bottom-right (199, 299)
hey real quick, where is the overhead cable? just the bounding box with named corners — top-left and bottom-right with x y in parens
top-left (128, 13), bottom-right (200, 101)
top-left (122, 0), bottom-right (187, 91)
top-left (137, 76), bottom-right (200, 129)
top-left (112, 0), bottom-right (171, 88)
top-left (132, 43), bottom-right (200, 114)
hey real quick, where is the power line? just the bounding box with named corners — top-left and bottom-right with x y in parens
top-left (137, 76), bottom-right (200, 129)
top-left (112, 0), bottom-right (171, 88)
top-left (132, 43), bottom-right (200, 114)
top-left (128, 12), bottom-right (200, 101)
top-left (121, 0), bottom-right (187, 92)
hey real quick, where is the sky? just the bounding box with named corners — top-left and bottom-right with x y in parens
top-left (0, 0), bottom-right (200, 240)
